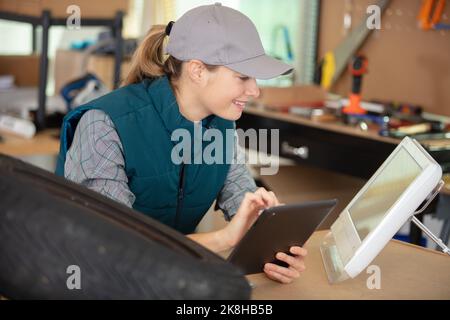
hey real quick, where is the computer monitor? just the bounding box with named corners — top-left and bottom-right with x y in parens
top-left (321, 137), bottom-right (442, 283)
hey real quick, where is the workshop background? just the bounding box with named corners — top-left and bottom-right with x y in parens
top-left (0, 0), bottom-right (449, 250)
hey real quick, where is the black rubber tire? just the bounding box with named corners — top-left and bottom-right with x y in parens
top-left (0, 154), bottom-right (251, 300)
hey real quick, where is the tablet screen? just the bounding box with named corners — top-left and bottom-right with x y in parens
top-left (348, 147), bottom-right (422, 241)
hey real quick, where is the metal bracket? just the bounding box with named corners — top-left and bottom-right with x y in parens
top-left (410, 180), bottom-right (450, 255)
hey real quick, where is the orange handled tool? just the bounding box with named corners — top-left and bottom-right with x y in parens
top-left (343, 55), bottom-right (368, 115)
top-left (418, 0), bottom-right (447, 30)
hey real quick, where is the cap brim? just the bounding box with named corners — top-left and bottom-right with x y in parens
top-left (225, 54), bottom-right (293, 80)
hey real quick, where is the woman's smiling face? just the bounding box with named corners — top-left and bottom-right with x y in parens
top-left (199, 66), bottom-right (260, 121)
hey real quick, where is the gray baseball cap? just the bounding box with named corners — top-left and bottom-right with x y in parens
top-left (165, 3), bottom-right (293, 80)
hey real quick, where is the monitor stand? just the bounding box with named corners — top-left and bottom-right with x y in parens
top-left (410, 180), bottom-right (450, 256)
top-left (319, 231), bottom-right (350, 284)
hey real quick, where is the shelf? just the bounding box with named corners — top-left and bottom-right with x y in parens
top-left (0, 10), bottom-right (118, 26)
top-left (0, 9), bottom-right (124, 130)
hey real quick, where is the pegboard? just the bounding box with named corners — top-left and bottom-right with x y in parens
top-left (318, 0), bottom-right (450, 117)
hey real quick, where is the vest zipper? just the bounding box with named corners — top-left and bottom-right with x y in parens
top-left (174, 163), bottom-right (186, 230)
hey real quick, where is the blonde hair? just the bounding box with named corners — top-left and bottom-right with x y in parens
top-left (123, 24), bottom-right (217, 86)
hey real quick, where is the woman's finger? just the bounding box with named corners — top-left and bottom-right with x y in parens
top-left (289, 246), bottom-right (308, 257)
top-left (234, 192), bottom-right (266, 222)
top-left (268, 191), bottom-right (280, 206)
top-left (242, 192), bottom-right (265, 210)
top-left (255, 188), bottom-right (276, 207)
top-left (247, 193), bottom-right (266, 210)
top-left (255, 188), bottom-right (279, 208)
top-left (264, 262), bottom-right (300, 280)
top-left (276, 252), bottom-right (305, 272)
top-left (263, 267), bottom-right (293, 284)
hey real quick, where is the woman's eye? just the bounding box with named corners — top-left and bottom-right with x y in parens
top-left (239, 76), bottom-right (250, 81)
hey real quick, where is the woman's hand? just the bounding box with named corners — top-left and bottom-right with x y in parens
top-left (263, 246), bottom-right (308, 284)
top-left (220, 187), bottom-right (280, 249)
top-left (188, 188), bottom-right (279, 253)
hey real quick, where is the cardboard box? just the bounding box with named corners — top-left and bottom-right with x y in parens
top-left (0, 55), bottom-right (39, 87)
top-left (54, 49), bottom-right (131, 93)
top-left (86, 54), bottom-right (131, 90)
top-left (0, 0), bottom-right (128, 18)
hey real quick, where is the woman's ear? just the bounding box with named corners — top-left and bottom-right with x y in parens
top-left (186, 60), bottom-right (207, 86)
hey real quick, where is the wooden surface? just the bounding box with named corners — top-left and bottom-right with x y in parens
top-left (0, 129), bottom-right (60, 157)
top-left (246, 230), bottom-right (450, 300)
top-left (244, 105), bottom-right (399, 145)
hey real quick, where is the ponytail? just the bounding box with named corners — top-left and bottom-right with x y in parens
top-left (123, 24), bottom-right (218, 86)
top-left (123, 25), bottom-right (169, 85)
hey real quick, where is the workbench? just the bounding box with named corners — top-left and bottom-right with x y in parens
top-left (237, 106), bottom-right (450, 244)
top-left (0, 129), bottom-right (60, 172)
top-left (237, 106), bottom-right (449, 179)
top-left (0, 129), bottom-right (60, 157)
top-left (247, 230), bottom-right (450, 300)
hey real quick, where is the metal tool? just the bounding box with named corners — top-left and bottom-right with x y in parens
top-left (315, 0), bottom-right (390, 89)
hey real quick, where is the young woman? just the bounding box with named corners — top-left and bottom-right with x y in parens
top-left (56, 3), bottom-right (307, 284)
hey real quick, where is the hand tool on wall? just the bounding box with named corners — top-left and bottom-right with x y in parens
top-left (315, 0), bottom-right (391, 90)
top-left (418, 0), bottom-right (450, 30)
top-left (342, 54), bottom-right (368, 115)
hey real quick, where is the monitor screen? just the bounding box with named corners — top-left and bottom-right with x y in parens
top-left (348, 147), bottom-right (422, 241)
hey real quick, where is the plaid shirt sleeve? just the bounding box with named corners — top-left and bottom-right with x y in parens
top-left (216, 131), bottom-right (258, 221)
top-left (64, 109), bottom-right (136, 207)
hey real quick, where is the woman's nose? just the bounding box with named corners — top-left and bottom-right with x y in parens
top-left (245, 78), bottom-right (260, 99)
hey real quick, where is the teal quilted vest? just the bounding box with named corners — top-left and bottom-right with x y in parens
top-left (56, 76), bottom-right (234, 234)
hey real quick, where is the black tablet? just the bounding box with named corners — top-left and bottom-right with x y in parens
top-left (227, 199), bottom-right (338, 275)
